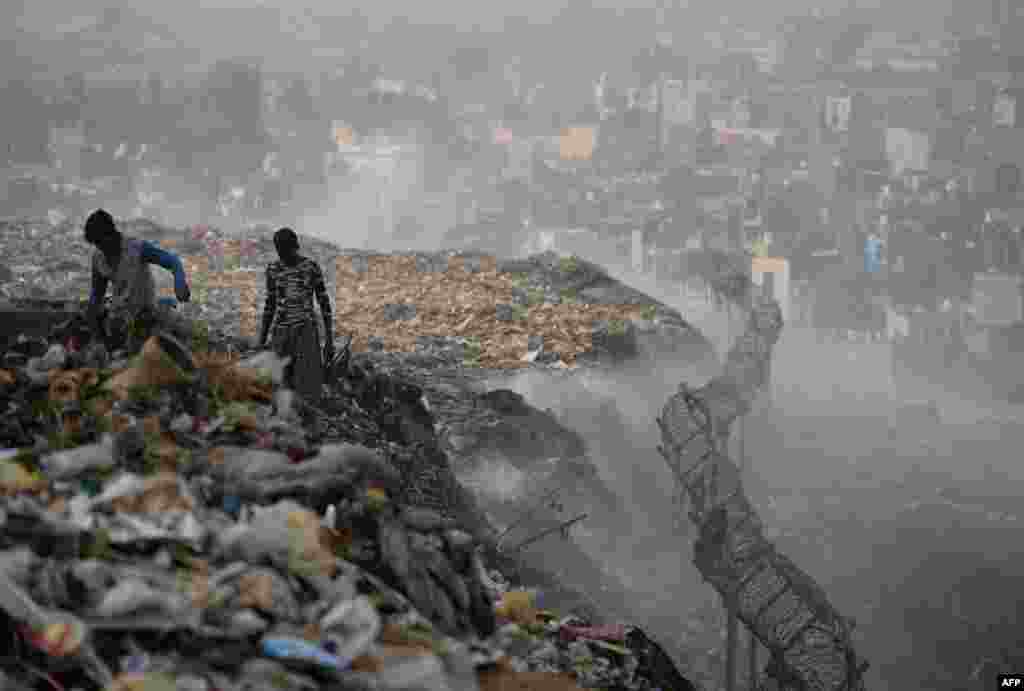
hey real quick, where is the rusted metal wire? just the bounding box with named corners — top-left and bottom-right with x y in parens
top-left (659, 250), bottom-right (869, 691)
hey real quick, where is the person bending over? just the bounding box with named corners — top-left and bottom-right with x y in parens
top-left (84, 208), bottom-right (192, 351)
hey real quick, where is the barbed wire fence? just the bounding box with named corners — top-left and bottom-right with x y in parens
top-left (657, 249), bottom-right (869, 691)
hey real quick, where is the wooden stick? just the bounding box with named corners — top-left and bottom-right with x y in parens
top-left (495, 486), bottom-right (562, 546)
top-left (503, 513), bottom-right (588, 554)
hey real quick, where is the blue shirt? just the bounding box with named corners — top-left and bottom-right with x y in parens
top-left (90, 239), bottom-right (188, 307)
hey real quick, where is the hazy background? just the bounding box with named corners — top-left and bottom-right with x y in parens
top-left (6, 0), bottom-right (960, 80)
top-left (4, 0), bottom-right (1021, 687)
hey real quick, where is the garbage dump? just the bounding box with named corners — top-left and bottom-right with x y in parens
top-left (0, 235), bottom-right (698, 691)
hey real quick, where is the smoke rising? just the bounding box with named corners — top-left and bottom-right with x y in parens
top-left (294, 126), bottom-right (461, 252)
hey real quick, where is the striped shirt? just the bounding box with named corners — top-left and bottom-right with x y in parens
top-left (264, 256), bottom-right (332, 329)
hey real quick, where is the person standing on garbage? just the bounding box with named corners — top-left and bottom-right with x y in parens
top-left (259, 227), bottom-right (334, 409)
top-left (84, 208), bottom-right (192, 350)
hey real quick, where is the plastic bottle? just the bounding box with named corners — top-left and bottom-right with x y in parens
top-left (260, 638), bottom-right (345, 671)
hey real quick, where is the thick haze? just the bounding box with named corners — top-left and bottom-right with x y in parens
top-left (7, 0), bottom-right (956, 80)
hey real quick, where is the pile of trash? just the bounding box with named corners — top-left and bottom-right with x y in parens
top-left (0, 307), bottom-right (696, 691)
top-left (0, 219), bottom-right (713, 376)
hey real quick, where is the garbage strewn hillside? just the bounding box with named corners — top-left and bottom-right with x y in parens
top-left (0, 219), bottom-right (699, 691)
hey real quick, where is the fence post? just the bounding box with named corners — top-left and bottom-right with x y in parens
top-left (724, 419), bottom-right (738, 691)
top-left (725, 597), bottom-right (738, 691)
top-left (724, 410), bottom-right (750, 691)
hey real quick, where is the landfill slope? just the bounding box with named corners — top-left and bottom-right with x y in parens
top-left (0, 218), bottom-right (704, 691)
top-left (309, 250), bottom-right (722, 686)
top-left (170, 229), bottom-right (725, 667)
top-left (349, 350), bottom-right (663, 608)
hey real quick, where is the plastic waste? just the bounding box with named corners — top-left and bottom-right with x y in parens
top-left (24, 616), bottom-right (87, 657)
top-left (287, 509), bottom-right (337, 578)
top-left (223, 494), bottom-right (242, 518)
top-left (104, 336), bottom-right (192, 398)
top-left (260, 638), bottom-right (346, 672)
top-left (43, 435), bottom-right (116, 480)
top-left (0, 572), bottom-right (114, 686)
top-left (40, 344), bottom-right (68, 371)
top-left (437, 641), bottom-right (481, 691)
top-left (274, 389), bottom-right (298, 421)
top-left (94, 579), bottom-right (190, 619)
top-left (169, 414), bottom-right (193, 434)
top-left (93, 472), bottom-right (195, 514)
top-left (0, 459), bottom-right (43, 493)
top-left (120, 652), bottom-right (151, 675)
top-left (0, 228), bottom-right (705, 691)
top-left (322, 504), bottom-right (338, 530)
top-left (228, 609), bottom-right (271, 636)
top-left (0, 547), bottom-right (38, 585)
top-left (559, 623), bottom-right (629, 643)
top-left (375, 654), bottom-right (449, 691)
top-left (237, 351), bottom-right (291, 387)
top-left (320, 596), bottom-right (382, 669)
top-left (495, 590), bottom-right (537, 626)
top-left (110, 672), bottom-right (177, 691)
top-left (90, 473), bottom-right (147, 507)
top-left (216, 500), bottom-right (306, 566)
top-left (176, 675), bottom-right (210, 691)
top-left (24, 359), bottom-right (50, 386)
top-left (0, 571), bottom-right (49, 629)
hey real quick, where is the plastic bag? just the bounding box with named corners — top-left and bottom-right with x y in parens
top-left (237, 351), bottom-right (291, 387)
top-left (320, 596), bottom-right (382, 669)
top-left (94, 579), bottom-right (189, 619)
top-left (43, 435), bottom-right (116, 480)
